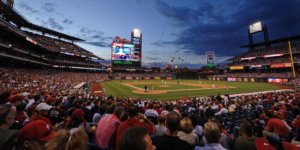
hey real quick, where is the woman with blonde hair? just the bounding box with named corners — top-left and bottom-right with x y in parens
top-left (46, 127), bottom-right (88, 150)
top-left (178, 117), bottom-right (199, 146)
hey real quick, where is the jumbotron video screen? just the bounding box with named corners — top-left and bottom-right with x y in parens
top-left (112, 42), bottom-right (141, 66)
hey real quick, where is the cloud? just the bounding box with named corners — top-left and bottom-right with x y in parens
top-left (150, 41), bottom-right (174, 47)
top-left (62, 19), bottom-right (73, 25)
top-left (42, 2), bottom-right (56, 13)
top-left (17, 1), bottom-right (38, 14)
top-left (45, 18), bottom-right (64, 30)
top-left (154, 0), bottom-right (199, 24)
top-left (144, 56), bottom-right (161, 61)
top-left (154, 0), bottom-right (300, 58)
top-left (84, 41), bottom-right (111, 48)
top-left (142, 61), bottom-right (169, 68)
top-left (78, 27), bottom-right (112, 47)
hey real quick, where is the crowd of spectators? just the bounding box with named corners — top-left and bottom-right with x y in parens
top-left (229, 57), bottom-right (295, 66)
top-left (26, 32), bottom-right (94, 58)
top-left (287, 79), bottom-right (300, 89)
top-left (229, 45), bottom-right (300, 67)
top-left (1, 67), bottom-right (300, 150)
top-left (0, 67), bottom-right (109, 96)
top-left (1, 27), bottom-right (101, 68)
top-left (235, 47), bottom-right (289, 59)
top-left (294, 55), bottom-right (300, 63)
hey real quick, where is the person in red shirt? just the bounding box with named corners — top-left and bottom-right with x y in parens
top-left (30, 102), bottom-right (52, 126)
top-left (263, 113), bottom-right (291, 149)
top-left (116, 103), bottom-right (155, 150)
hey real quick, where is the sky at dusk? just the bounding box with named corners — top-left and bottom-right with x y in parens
top-left (14, 0), bottom-right (300, 68)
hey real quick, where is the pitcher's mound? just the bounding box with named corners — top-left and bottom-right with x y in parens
top-left (132, 89), bottom-right (167, 95)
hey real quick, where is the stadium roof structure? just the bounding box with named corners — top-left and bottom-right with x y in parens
top-left (0, 1), bottom-right (83, 41)
top-left (240, 34), bottom-right (300, 48)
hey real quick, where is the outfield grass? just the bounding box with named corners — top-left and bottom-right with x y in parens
top-left (101, 80), bottom-right (280, 100)
top-left (134, 82), bottom-right (200, 90)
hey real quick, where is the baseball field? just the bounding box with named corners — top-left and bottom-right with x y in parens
top-left (98, 79), bottom-right (283, 100)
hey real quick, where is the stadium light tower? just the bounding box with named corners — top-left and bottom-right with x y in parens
top-left (248, 21), bottom-right (269, 51)
top-left (133, 28), bottom-right (141, 37)
top-left (131, 28), bottom-right (142, 68)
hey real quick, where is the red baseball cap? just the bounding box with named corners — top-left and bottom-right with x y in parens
top-left (71, 109), bottom-right (84, 119)
top-left (19, 120), bottom-right (55, 142)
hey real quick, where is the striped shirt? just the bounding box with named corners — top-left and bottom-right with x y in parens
top-left (96, 114), bottom-right (121, 149)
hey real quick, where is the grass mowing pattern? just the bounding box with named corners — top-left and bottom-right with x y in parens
top-left (101, 80), bottom-right (280, 100)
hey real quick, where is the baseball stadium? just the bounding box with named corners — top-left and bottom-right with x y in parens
top-left (0, 1), bottom-right (300, 150)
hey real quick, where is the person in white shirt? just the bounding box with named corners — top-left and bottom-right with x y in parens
top-left (25, 94), bottom-right (41, 110)
top-left (152, 114), bottom-right (167, 137)
top-left (216, 104), bottom-right (228, 115)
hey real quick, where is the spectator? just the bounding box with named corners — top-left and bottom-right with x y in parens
top-left (96, 106), bottom-right (125, 149)
top-left (216, 104), bottom-right (228, 115)
top-left (31, 102), bottom-right (52, 126)
top-left (152, 111), bottom-right (194, 150)
top-left (46, 128), bottom-right (88, 150)
top-left (90, 99), bottom-right (101, 123)
top-left (152, 114), bottom-right (167, 137)
top-left (195, 120), bottom-right (226, 150)
top-left (55, 107), bottom-right (76, 130)
top-left (66, 108), bottom-right (91, 134)
top-left (178, 117), bottom-right (199, 146)
top-left (119, 127), bottom-right (156, 150)
top-left (0, 104), bottom-right (18, 150)
top-left (116, 104), bottom-right (155, 150)
top-left (190, 114), bottom-right (204, 140)
top-left (15, 103), bottom-right (27, 127)
top-left (263, 112), bottom-right (291, 148)
top-left (201, 119), bottom-right (232, 149)
top-left (144, 104), bottom-right (159, 119)
top-left (17, 120), bottom-right (55, 150)
top-left (234, 119), bottom-right (257, 150)
top-left (292, 115), bottom-right (300, 145)
top-left (26, 94), bottom-right (40, 110)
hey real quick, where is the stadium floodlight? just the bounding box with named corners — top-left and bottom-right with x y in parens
top-left (249, 21), bottom-right (263, 34)
top-left (133, 28), bottom-right (141, 38)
